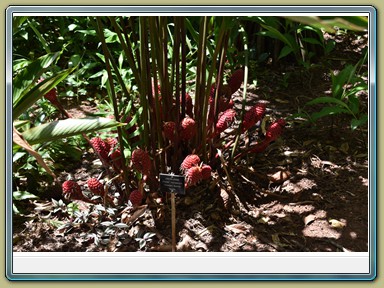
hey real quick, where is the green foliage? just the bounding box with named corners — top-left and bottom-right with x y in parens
top-left (13, 52), bottom-right (61, 104)
top-left (240, 16), bottom-right (366, 69)
top-left (304, 52), bottom-right (368, 130)
top-left (21, 117), bottom-right (124, 145)
top-left (284, 16), bottom-right (368, 33)
top-left (12, 17), bottom-right (127, 183)
top-left (13, 66), bottom-right (77, 120)
top-left (135, 232), bottom-right (156, 250)
top-left (12, 190), bottom-right (39, 215)
top-left (13, 191), bottom-right (39, 201)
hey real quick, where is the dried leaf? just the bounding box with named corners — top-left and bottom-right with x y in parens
top-left (268, 170), bottom-right (291, 184)
top-left (354, 153), bottom-right (368, 158)
top-left (177, 234), bottom-right (194, 252)
top-left (225, 223), bottom-right (250, 235)
top-left (33, 201), bottom-right (53, 211)
top-left (114, 223), bottom-right (129, 229)
top-left (210, 212), bottom-right (221, 221)
top-left (304, 214), bottom-right (316, 226)
top-left (220, 188), bottom-right (230, 210)
top-left (184, 196), bottom-right (194, 206)
top-left (121, 205), bottom-right (148, 225)
top-left (149, 245), bottom-right (173, 252)
top-left (303, 140), bottom-right (316, 146)
top-left (13, 126), bottom-right (56, 178)
top-left (258, 216), bottom-right (270, 224)
top-left (275, 98), bottom-right (290, 104)
top-left (271, 234), bottom-right (282, 245)
top-left (340, 142), bottom-right (349, 154)
top-left (195, 242), bottom-right (208, 251)
top-left (329, 219), bottom-right (346, 229)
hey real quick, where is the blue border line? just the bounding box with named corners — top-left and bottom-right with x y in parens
top-left (6, 5), bottom-right (377, 281)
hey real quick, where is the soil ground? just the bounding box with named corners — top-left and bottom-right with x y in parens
top-left (12, 32), bottom-right (369, 253)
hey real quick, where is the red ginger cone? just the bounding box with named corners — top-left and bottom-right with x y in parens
top-left (201, 164), bottom-right (212, 180)
top-left (265, 118), bottom-right (286, 143)
top-left (180, 154), bottom-right (200, 171)
top-left (181, 93), bottom-right (194, 118)
top-left (228, 69), bottom-right (244, 94)
top-left (215, 109), bottom-right (236, 134)
top-left (180, 117), bottom-right (196, 141)
top-left (185, 166), bottom-right (203, 188)
top-left (90, 137), bottom-right (110, 164)
top-left (87, 178), bottom-right (104, 196)
top-left (163, 121), bottom-right (176, 142)
top-left (62, 180), bottom-right (83, 200)
top-left (110, 149), bottom-right (124, 171)
top-left (242, 102), bottom-right (266, 132)
top-left (129, 190), bottom-right (143, 206)
top-left (132, 148), bottom-right (151, 176)
top-left (105, 137), bottom-right (118, 152)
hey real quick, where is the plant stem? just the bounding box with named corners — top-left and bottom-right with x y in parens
top-left (95, 17), bottom-right (130, 197)
top-left (230, 25), bottom-right (249, 165)
top-left (194, 17), bottom-right (208, 149)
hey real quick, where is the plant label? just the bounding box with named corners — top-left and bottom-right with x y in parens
top-left (160, 173), bottom-right (185, 195)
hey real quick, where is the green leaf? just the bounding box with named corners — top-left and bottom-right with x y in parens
top-left (278, 46), bottom-right (293, 60)
top-left (13, 66), bottom-right (77, 120)
top-left (331, 64), bottom-right (356, 99)
top-left (13, 16), bottom-right (29, 34)
top-left (139, 239), bottom-right (146, 249)
top-left (302, 37), bottom-right (322, 46)
top-left (348, 95), bottom-right (360, 115)
top-left (143, 232), bottom-right (156, 240)
top-left (298, 25), bottom-right (324, 41)
top-left (325, 40), bottom-right (336, 54)
top-left (76, 29), bottom-right (96, 36)
top-left (305, 96), bottom-right (350, 110)
top-left (351, 114), bottom-right (368, 130)
top-left (13, 120), bottom-right (30, 129)
top-left (311, 106), bottom-right (349, 122)
top-left (13, 151), bottom-right (26, 162)
top-left (68, 23), bottom-right (78, 31)
top-left (13, 191), bottom-right (39, 200)
top-left (125, 108), bottom-right (142, 130)
top-left (284, 16), bottom-right (367, 33)
top-left (260, 24), bottom-right (295, 51)
top-left (89, 70), bottom-right (106, 79)
top-left (67, 202), bottom-right (79, 216)
top-left (21, 117), bottom-right (125, 145)
top-left (104, 29), bottom-right (118, 42)
top-left (13, 204), bottom-right (21, 214)
top-left (13, 52), bottom-right (61, 105)
top-left (126, 127), bottom-right (142, 140)
top-left (13, 58), bottom-right (31, 73)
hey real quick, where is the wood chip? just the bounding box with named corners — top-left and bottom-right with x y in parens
top-left (225, 223), bottom-right (250, 235)
top-left (220, 188), bottom-right (230, 210)
top-left (304, 214), bottom-right (316, 226)
top-left (268, 170), bottom-right (291, 184)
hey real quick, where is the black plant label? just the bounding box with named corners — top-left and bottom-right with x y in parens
top-left (160, 173), bottom-right (185, 195)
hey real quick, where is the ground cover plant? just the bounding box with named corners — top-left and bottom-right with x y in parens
top-left (12, 15), bottom-right (369, 252)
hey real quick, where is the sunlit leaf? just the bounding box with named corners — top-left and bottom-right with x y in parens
top-left (351, 114), bottom-right (368, 130)
top-left (13, 52), bottom-right (60, 105)
top-left (13, 66), bottom-right (77, 120)
top-left (305, 96), bottom-right (350, 110)
top-left (278, 46), bottom-right (293, 60)
top-left (13, 191), bottom-right (39, 200)
top-left (21, 117), bottom-right (124, 145)
top-left (311, 106), bottom-right (350, 122)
